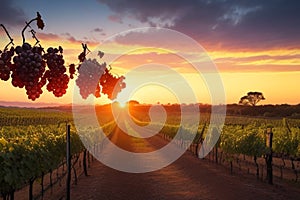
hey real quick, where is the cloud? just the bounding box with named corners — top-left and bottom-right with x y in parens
top-left (92, 28), bottom-right (104, 32)
top-left (98, 0), bottom-right (189, 25)
top-left (98, 27), bottom-right (300, 73)
top-left (98, 0), bottom-right (300, 50)
top-left (61, 32), bottom-right (98, 46)
top-left (36, 32), bottom-right (98, 47)
top-left (0, 0), bottom-right (27, 26)
top-left (219, 5), bottom-right (262, 26)
top-left (91, 28), bottom-right (106, 36)
top-left (108, 14), bottom-right (123, 24)
top-left (65, 34), bottom-right (82, 43)
top-left (37, 33), bottom-right (60, 41)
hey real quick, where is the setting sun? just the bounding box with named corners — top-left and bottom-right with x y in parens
top-left (118, 101), bottom-right (126, 108)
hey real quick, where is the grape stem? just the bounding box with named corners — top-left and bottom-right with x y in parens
top-left (21, 18), bottom-right (38, 44)
top-left (0, 24), bottom-right (14, 51)
top-left (29, 29), bottom-right (43, 50)
top-left (82, 43), bottom-right (91, 56)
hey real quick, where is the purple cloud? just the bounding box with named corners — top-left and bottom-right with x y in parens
top-left (108, 14), bottom-right (123, 24)
top-left (0, 0), bottom-right (27, 26)
top-left (97, 0), bottom-right (300, 50)
top-left (93, 28), bottom-right (104, 32)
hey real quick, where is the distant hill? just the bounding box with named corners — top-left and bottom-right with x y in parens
top-left (129, 103), bottom-right (300, 119)
top-left (0, 101), bottom-right (64, 108)
top-left (1, 101), bottom-right (300, 119)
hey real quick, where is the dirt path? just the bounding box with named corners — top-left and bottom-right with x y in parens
top-left (69, 128), bottom-right (300, 200)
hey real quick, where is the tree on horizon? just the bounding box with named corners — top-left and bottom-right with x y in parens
top-left (239, 92), bottom-right (265, 106)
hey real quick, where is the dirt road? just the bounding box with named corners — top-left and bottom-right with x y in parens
top-left (69, 128), bottom-right (300, 200)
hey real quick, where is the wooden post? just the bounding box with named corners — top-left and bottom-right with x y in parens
top-left (66, 124), bottom-right (71, 200)
top-left (265, 127), bottom-right (273, 185)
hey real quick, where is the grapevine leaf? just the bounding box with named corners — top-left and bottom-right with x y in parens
top-left (36, 12), bottom-right (45, 30)
top-left (98, 51), bottom-right (104, 59)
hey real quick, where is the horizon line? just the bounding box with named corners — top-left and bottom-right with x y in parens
top-left (1, 100), bottom-right (299, 109)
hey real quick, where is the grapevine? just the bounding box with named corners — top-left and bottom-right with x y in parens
top-left (1, 12), bottom-right (126, 101)
top-left (0, 107), bottom-right (117, 199)
top-left (75, 45), bottom-right (126, 100)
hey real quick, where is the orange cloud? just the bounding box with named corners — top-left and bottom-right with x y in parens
top-left (207, 48), bottom-right (300, 72)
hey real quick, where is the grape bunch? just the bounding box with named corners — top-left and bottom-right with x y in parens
top-left (0, 13), bottom-right (76, 101)
top-left (0, 47), bottom-right (14, 81)
top-left (100, 68), bottom-right (126, 100)
top-left (76, 50), bottom-right (126, 100)
top-left (10, 43), bottom-right (46, 100)
top-left (76, 58), bottom-right (106, 99)
top-left (43, 47), bottom-right (70, 97)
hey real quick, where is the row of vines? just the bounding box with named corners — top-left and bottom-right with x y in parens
top-left (0, 106), bottom-right (117, 200)
top-left (0, 125), bottom-right (83, 199)
top-left (130, 109), bottom-right (300, 183)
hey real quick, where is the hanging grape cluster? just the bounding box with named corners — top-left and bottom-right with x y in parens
top-left (0, 13), bottom-right (72, 101)
top-left (100, 68), bottom-right (126, 100)
top-left (1, 42), bottom-right (72, 100)
top-left (43, 47), bottom-right (69, 97)
top-left (0, 47), bottom-right (14, 81)
top-left (0, 12), bottom-right (126, 101)
top-left (76, 51), bottom-right (126, 100)
top-left (10, 43), bottom-right (46, 100)
top-left (76, 58), bottom-right (106, 99)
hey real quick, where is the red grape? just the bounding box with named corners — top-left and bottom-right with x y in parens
top-left (11, 43), bottom-right (46, 100)
top-left (76, 51), bottom-right (126, 100)
top-left (76, 58), bottom-right (106, 99)
top-left (43, 46), bottom-right (69, 97)
top-left (0, 47), bottom-right (14, 81)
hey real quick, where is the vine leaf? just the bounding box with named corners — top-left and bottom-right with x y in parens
top-left (36, 12), bottom-right (45, 30)
top-left (98, 51), bottom-right (104, 59)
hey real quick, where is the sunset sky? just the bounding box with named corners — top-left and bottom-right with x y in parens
top-left (0, 0), bottom-right (300, 106)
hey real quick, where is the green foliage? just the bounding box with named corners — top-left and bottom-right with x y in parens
top-left (236, 131), bottom-right (266, 157)
top-left (0, 107), bottom-right (115, 195)
top-left (0, 107), bottom-right (73, 126)
top-left (0, 125), bottom-right (83, 194)
top-left (273, 126), bottom-right (299, 158)
top-left (131, 107), bottom-right (300, 159)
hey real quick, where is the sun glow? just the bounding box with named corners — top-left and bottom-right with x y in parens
top-left (118, 101), bottom-right (127, 108)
